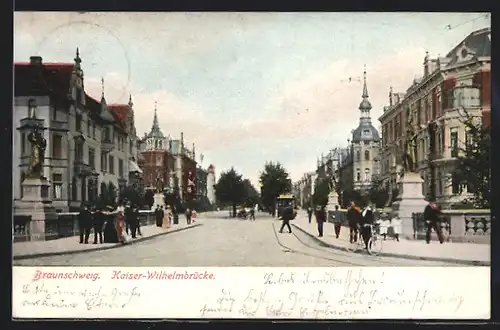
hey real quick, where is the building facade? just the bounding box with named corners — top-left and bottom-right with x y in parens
top-left (14, 51), bottom-right (141, 212)
top-left (139, 110), bottom-right (198, 203)
top-left (378, 27), bottom-right (491, 208)
top-left (349, 67), bottom-right (381, 193)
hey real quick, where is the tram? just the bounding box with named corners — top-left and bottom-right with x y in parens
top-left (276, 193), bottom-right (295, 218)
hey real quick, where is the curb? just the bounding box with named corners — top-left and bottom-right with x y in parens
top-left (13, 223), bottom-right (203, 261)
top-left (292, 223), bottom-right (490, 266)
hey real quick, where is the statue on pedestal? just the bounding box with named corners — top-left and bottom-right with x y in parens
top-left (155, 176), bottom-right (164, 194)
top-left (401, 116), bottom-right (419, 176)
top-left (27, 124), bottom-right (46, 179)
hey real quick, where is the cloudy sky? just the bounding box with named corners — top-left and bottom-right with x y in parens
top-left (14, 12), bottom-right (490, 188)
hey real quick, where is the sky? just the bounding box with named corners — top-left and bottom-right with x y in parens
top-left (14, 12), bottom-right (490, 188)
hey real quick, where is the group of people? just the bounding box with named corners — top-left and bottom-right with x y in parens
top-left (77, 202), bottom-right (142, 245)
top-left (305, 199), bottom-right (445, 250)
top-left (154, 204), bottom-right (196, 228)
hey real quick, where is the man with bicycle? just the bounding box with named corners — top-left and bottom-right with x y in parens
top-left (359, 203), bottom-right (375, 251)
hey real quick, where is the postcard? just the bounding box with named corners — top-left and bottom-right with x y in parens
top-left (12, 12), bottom-right (491, 319)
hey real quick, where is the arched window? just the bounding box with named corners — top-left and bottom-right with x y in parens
top-left (155, 140), bottom-right (159, 148)
top-left (364, 150), bottom-right (370, 161)
top-left (364, 168), bottom-right (370, 182)
top-left (356, 151), bottom-right (360, 162)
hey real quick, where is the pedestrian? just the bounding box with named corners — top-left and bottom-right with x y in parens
top-left (185, 208), bottom-right (192, 224)
top-left (134, 205), bottom-right (142, 236)
top-left (165, 205), bottom-right (173, 227)
top-left (155, 205), bottom-right (163, 227)
top-left (423, 201), bottom-right (444, 244)
top-left (115, 205), bottom-right (126, 244)
top-left (390, 215), bottom-right (401, 242)
top-left (379, 213), bottom-right (391, 241)
top-left (315, 205), bottom-right (326, 237)
top-left (360, 204), bottom-right (375, 250)
top-left (92, 207), bottom-right (106, 244)
top-left (331, 205), bottom-right (343, 239)
top-left (307, 207), bottom-right (313, 224)
top-left (78, 203), bottom-right (92, 244)
top-left (124, 202), bottom-right (133, 235)
top-left (346, 201), bottom-right (361, 243)
top-left (278, 205), bottom-right (295, 233)
top-left (249, 207), bottom-right (256, 221)
top-left (128, 205), bottom-right (139, 239)
top-left (103, 206), bottom-right (118, 243)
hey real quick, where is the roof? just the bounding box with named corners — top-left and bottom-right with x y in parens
top-left (108, 104), bottom-right (130, 127)
top-left (445, 27), bottom-right (491, 67)
top-left (351, 123), bottom-right (380, 143)
top-left (14, 62), bottom-right (74, 106)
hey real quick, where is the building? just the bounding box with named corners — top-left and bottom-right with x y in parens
top-left (378, 27), bottom-right (491, 208)
top-left (14, 50), bottom-right (141, 212)
top-left (139, 108), bottom-right (197, 203)
top-left (206, 164), bottom-right (216, 205)
top-left (349, 67), bottom-right (381, 193)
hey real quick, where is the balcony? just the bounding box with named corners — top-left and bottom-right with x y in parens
top-left (101, 138), bottom-right (114, 153)
top-left (51, 120), bottom-right (69, 132)
top-left (73, 160), bottom-right (93, 177)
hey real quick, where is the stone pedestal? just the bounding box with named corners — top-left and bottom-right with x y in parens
top-left (327, 191), bottom-right (340, 211)
top-left (151, 193), bottom-right (165, 210)
top-left (14, 177), bottom-right (58, 241)
top-left (390, 173), bottom-right (428, 240)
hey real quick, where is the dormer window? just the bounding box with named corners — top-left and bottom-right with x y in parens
top-left (363, 129), bottom-right (370, 135)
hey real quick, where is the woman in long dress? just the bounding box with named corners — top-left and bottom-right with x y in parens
top-left (163, 205), bottom-right (172, 228)
top-left (115, 206), bottom-right (126, 243)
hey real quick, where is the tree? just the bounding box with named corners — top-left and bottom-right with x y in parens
top-left (144, 189), bottom-right (155, 209)
top-left (214, 168), bottom-right (245, 217)
top-left (107, 182), bottom-right (118, 207)
top-left (312, 177), bottom-right (329, 207)
top-left (368, 177), bottom-right (390, 208)
top-left (242, 179), bottom-right (260, 207)
top-left (450, 109), bottom-right (490, 208)
top-left (259, 161), bottom-right (292, 213)
top-left (119, 185), bottom-right (142, 207)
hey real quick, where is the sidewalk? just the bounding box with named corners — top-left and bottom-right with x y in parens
top-left (13, 221), bottom-right (202, 260)
top-left (292, 214), bottom-right (490, 266)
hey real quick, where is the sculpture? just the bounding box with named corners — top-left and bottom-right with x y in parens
top-left (401, 115), bottom-right (419, 175)
top-left (27, 124), bottom-right (47, 178)
top-left (155, 176), bottom-right (164, 194)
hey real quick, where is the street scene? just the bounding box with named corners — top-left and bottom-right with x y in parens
top-left (13, 12), bottom-right (490, 267)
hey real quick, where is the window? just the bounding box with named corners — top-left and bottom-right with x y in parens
top-left (452, 86), bottom-right (481, 108)
top-left (356, 151), bottom-right (360, 162)
top-left (101, 152), bottom-right (107, 172)
top-left (20, 171), bottom-right (26, 198)
top-left (71, 177), bottom-right (78, 201)
top-left (109, 155), bottom-right (115, 174)
top-left (87, 119), bottom-right (92, 137)
top-left (437, 130), bottom-right (443, 154)
top-left (465, 129), bottom-right (474, 151)
top-left (88, 147), bottom-right (95, 170)
top-left (52, 134), bottom-right (62, 158)
top-left (437, 94), bottom-right (442, 116)
top-left (76, 89), bottom-right (82, 105)
top-left (451, 174), bottom-right (460, 194)
top-left (92, 123), bottom-right (96, 139)
top-left (129, 139), bottom-right (133, 154)
top-left (356, 169), bottom-right (361, 182)
top-left (450, 129), bottom-right (459, 158)
top-left (364, 150), bottom-right (370, 161)
top-left (364, 168), bottom-right (370, 182)
top-left (21, 133), bottom-right (26, 155)
top-left (75, 140), bottom-right (84, 163)
top-left (437, 172), bottom-right (442, 196)
top-left (52, 105), bottom-right (57, 120)
top-left (119, 159), bottom-right (124, 177)
top-left (104, 127), bottom-right (111, 141)
top-left (76, 113), bottom-right (82, 132)
top-left (52, 173), bottom-right (62, 199)
top-left (28, 99), bottom-right (37, 118)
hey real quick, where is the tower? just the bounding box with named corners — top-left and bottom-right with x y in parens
top-left (144, 101), bottom-right (168, 151)
top-left (350, 65), bottom-right (381, 193)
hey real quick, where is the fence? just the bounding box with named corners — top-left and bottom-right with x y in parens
top-left (13, 210), bottom-right (157, 243)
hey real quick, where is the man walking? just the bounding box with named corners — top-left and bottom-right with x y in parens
top-left (78, 203), bottom-right (92, 244)
top-left (332, 205), bottom-right (343, 239)
top-left (423, 202), bottom-right (444, 244)
top-left (315, 205), bottom-right (326, 237)
top-left (279, 205), bottom-right (295, 233)
top-left (249, 207), bottom-right (256, 221)
top-left (154, 205), bottom-right (163, 227)
top-left (360, 204), bottom-right (375, 250)
top-left (346, 201), bottom-right (361, 243)
top-left (307, 207), bottom-right (313, 223)
top-left (92, 206), bottom-right (106, 244)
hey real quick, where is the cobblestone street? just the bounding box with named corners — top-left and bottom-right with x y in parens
top-left (14, 212), bottom-right (459, 267)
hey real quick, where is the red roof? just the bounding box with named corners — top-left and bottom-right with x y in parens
top-left (108, 104), bottom-right (130, 125)
top-left (14, 61), bottom-right (74, 106)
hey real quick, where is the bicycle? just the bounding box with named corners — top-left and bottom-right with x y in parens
top-left (345, 223), bottom-right (383, 256)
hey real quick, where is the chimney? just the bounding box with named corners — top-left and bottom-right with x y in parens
top-left (30, 56), bottom-right (42, 66)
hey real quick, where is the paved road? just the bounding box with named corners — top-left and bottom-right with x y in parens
top-left (14, 212), bottom-right (457, 267)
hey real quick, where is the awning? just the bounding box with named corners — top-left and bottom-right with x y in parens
top-left (129, 160), bottom-right (143, 174)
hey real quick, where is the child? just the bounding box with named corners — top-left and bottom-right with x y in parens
top-left (391, 215), bottom-right (402, 242)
